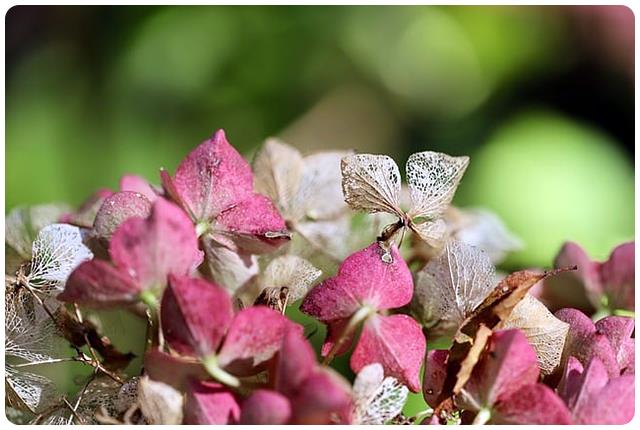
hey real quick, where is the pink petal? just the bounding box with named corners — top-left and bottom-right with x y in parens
top-left (595, 316), bottom-right (635, 372)
top-left (557, 356), bottom-right (585, 403)
top-left (423, 350), bottom-right (449, 407)
top-left (240, 390), bottom-right (291, 425)
top-left (275, 328), bottom-right (317, 396)
top-left (60, 188), bottom-right (114, 228)
top-left (217, 306), bottom-right (301, 375)
top-left (160, 275), bottom-right (234, 357)
top-left (93, 191), bottom-right (152, 240)
top-left (600, 241), bottom-right (634, 311)
top-left (577, 374), bottom-right (635, 424)
top-left (320, 318), bottom-right (356, 358)
top-left (540, 241), bottom-right (600, 312)
top-left (110, 198), bottom-right (203, 292)
top-left (459, 329), bottom-right (539, 410)
top-left (351, 314), bottom-right (425, 392)
top-left (165, 129), bottom-right (254, 223)
top-left (184, 380), bottom-right (240, 424)
top-left (564, 357), bottom-right (635, 424)
top-left (289, 368), bottom-right (352, 424)
top-left (58, 260), bottom-right (140, 307)
top-left (119, 174), bottom-right (158, 201)
top-left (555, 308), bottom-right (619, 378)
top-left (214, 193), bottom-right (290, 254)
top-left (492, 384), bottom-right (572, 424)
top-left (143, 349), bottom-right (209, 392)
top-left (301, 242), bottom-right (413, 322)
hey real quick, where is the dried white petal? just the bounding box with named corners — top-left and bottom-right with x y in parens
top-left (262, 255), bottom-right (321, 303)
top-left (341, 154), bottom-right (403, 217)
top-left (138, 376), bottom-right (184, 425)
top-left (5, 288), bottom-right (60, 362)
top-left (411, 218), bottom-right (448, 249)
top-left (202, 238), bottom-right (258, 293)
top-left (414, 240), bottom-right (495, 328)
top-left (447, 207), bottom-right (522, 264)
top-left (352, 363), bottom-right (409, 425)
top-left (498, 294), bottom-right (570, 376)
top-left (252, 138), bottom-right (304, 219)
top-left (295, 151), bottom-right (351, 221)
top-left (27, 224), bottom-right (93, 294)
top-left (406, 152), bottom-right (468, 219)
top-left (5, 366), bottom-right (57, 413)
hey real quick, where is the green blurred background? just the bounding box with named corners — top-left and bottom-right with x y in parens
top-left (6, 5), bottom-right (634, 268)
top-left (4, 5), bottom-right (634, 416)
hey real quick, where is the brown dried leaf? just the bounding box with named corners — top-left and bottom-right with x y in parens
top-left (453, 324), bottom-right (492, 394)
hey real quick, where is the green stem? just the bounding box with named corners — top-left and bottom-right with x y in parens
top-left (139, 290), bottom-right (158, 311)
top-left (203, 355), bottom-right (240, 388)
top-left (322, 305), bottom-right (375, 366)
top-left (472, 408), bottom-right (491, 425)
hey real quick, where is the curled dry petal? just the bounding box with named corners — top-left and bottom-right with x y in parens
top-left (183, 380), bottom-right (240, 424)
top-left (93, 191), bottom-right (152, 241)
top-left (119, 174), bottom-right (157, 201)
top-left (301, 242), bottom-right (413, 322)
top-left (160, 275), bottom-right (234, 357)
top-left (351, 314), bottom-right (426, 392)
top-left (137, 376), bottom-right (183, 425)
top-left (110, 198), bottom-right (203, 292)
top-left (240, 390), bottom-right (291, 425)
top-left (498, 294), bottom-right (570, 376)
top-left (217, 306), bottom-right (301, 374)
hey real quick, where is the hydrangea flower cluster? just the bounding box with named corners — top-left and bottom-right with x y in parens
top-left (4, 129), bottom-right (634, 425)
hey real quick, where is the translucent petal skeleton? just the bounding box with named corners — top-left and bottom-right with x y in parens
top-left (351, 363), bottom-right (409, 425)
top-left (261, 255), bottom-right (322, 303)
top-left (6, 366), bottom-right (58, 414)
top-left (413, 240), bottom-right (495, 328)
top-left (27, 224), bottom-right (93, 294)
top-left (499, 294), bottom-right (570, 376)
top-left (341, 151), bottom-right (468, 249)
top-left (5, 287), bottom-right (60, 363)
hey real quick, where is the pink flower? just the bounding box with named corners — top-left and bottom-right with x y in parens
top-left (59, 198), bottom-right (203, 307)
top-left (159, 275), bottom-right (300, 387)
top-left (160, 129), bottom-right (290, 255)
top-left (539, 241), bottom-right (634, 313)
top-left (301, 241), bottom-right (426, 392)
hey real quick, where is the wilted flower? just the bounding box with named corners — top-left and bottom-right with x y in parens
top-left (341, 151), bottom-right (468, 248)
